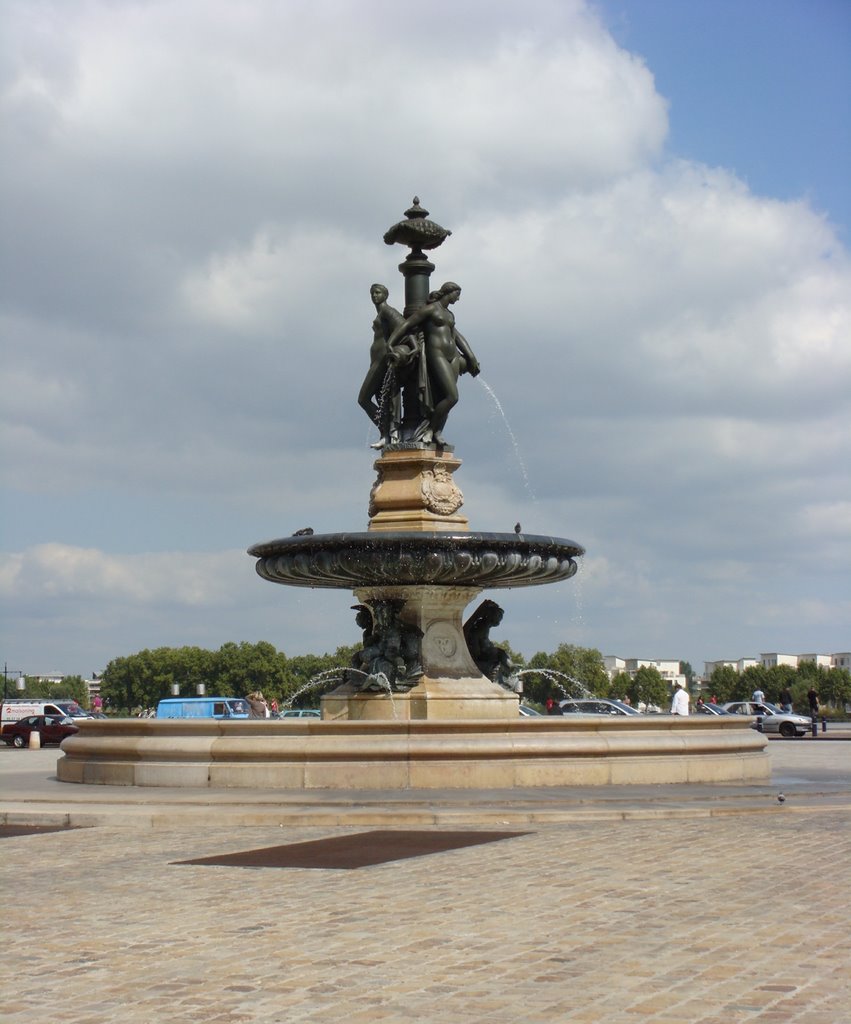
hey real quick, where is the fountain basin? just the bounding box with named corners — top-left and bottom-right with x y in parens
top-left (57, 716), bottom-right (769, 789)
top-left (249, 531), bottom-right (583, 589)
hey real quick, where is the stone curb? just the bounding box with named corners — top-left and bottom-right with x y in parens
top-left (3, 794), bottom-right (850, 828)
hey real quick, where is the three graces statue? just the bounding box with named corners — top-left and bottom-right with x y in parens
top-left (358, 281), bottom-right (480, 448)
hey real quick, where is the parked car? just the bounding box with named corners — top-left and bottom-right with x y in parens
top-left (694, 702), bottom-right (731, 716)
top-left (518, 704), bottom-right (543, 717)
top-left (280, 709), bottom-right (321, 718)
top-left (721, 701), bottom-right (811, 738)
top-left (558, 698), bottom-right (641, 716)
top-left (2, 715), bottom-right (79, 748)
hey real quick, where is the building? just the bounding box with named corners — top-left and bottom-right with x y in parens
top-left (704, 658), bottom-right (757, 677)
top-left (704, 653), bottom-right (850, 678)
top-left (603, 657), bottom-right (686, 689)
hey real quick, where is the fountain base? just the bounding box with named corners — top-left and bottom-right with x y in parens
top-left (57, 717), bottom-right (770, 789)
top-left (322, 675), bottom-right (518, 721)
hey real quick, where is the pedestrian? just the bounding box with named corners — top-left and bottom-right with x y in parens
top-left (807, 687), bottom-right (819, 721)
top-left (246, 691), bottom-right (269, 719)
top-left (545, 697), bottom-right (555, 715)
top-left (670, 681), bottom-right (690, 716)
top-left (696, 696), bottom-right (705, 709)
top-left (780, 687), bottom-right (793, 713)
top-left (709, 695), bottom-right (717, 704)
top-left (270, 698), bottom-right (279, 715)
top-left (622, 695), bottom-right (631, 706)
top-left (752, 687), bottom-right (765, 704)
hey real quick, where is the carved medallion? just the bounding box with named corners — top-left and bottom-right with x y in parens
top-left (421, 464), bottom-right (463, 516)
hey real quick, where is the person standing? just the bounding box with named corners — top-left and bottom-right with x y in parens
top-left (670, 681), bottom-right (690, 716)
top-left (807, 687), bottom-right (819, 721)
top-left (780, 687), bottom-right (793, 713)
top-left (246, 691), bottom-right (269, 719)
top-left (752, 687), bottom-right (765, 704)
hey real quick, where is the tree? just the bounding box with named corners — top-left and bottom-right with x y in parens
top-left (214, 641), bottom-right (288, 700)
top-left (20, 675), bottom-right (89, 706)
top-left (609, 671), bottom-right (631, 701)
top-left (627, 665), bottom-right (668, 710)
top-left (522, 644), bottom-right (609, 704)
top-left (707, 665), bottom-right (740, 704)
top-left (741, 664), bottom-right (769, 700)
top-left (680, 661), bottom-right (696, 687)
top-left (764, 664), bottom-right (798, 703)
top-left (807, 666), bottom-right (851, 710)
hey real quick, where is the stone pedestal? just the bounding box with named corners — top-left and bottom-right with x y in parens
top-left (321, 584), bottom-right (519, 721)
top-left (368, 448), bottom-right (468, 532)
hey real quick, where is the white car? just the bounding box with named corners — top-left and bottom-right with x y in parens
top-left (558, 698), bottom-right (640, 716)
top-left (721, 701), bottom-right (811, 738)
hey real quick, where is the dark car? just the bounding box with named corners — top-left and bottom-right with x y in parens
top-left (558, 698), bottom-right (641, 716)
top-left (694, 702), bottom-right (731, 716)
top-left (2, 715), bottom-right (80, 748)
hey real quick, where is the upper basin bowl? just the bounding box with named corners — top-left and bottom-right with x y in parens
top-left (248, 531), bottom-right (584, 590)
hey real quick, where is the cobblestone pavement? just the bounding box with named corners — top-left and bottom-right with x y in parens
top-left (2, 812), bottom-right (849, 1023)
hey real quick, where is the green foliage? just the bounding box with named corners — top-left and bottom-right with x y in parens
top-left (707, 665), bottom-right (740, 704)
top-left (608, 671), bottom-right (633, 702)
top-left (679, 661), bottom-right (695, 686)
top-left (101, 642), bottom-right (294, 712)
top-left (626, 665), bottom-right (669, 709)
top-left (16, 675), bottom-right (89, 706)
top-left (764, 664), bottom-right (798, 699)
top-left (706, 662), bottom-right (851, 712)
top-left (522, 644), bottom-right (608, 703)
top-left (810, 667), bottom-right (851, 709)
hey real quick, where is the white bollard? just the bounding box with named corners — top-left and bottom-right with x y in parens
top-left (28, 730), bottom-right (41, 750)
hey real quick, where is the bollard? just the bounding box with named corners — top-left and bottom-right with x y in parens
top-left (811, 717), bottom-right (818, 738)
top-left (822, 716), bottom-right (827, 733)
top-left (28, 729), bottom-right (41, 750)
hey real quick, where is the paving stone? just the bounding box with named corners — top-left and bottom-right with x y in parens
top-left (1, 813), bottom-right (849, 1022)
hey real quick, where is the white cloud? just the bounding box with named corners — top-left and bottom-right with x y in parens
top-left (1, 0), bottom-right (849, 674)
top-left (0, 544), bottom-right (246, 606)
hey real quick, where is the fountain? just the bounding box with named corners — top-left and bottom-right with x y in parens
top-left (57, 199), bottom-right (769, 789)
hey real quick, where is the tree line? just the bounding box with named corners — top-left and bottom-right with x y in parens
top-left (703, 660), bottom-right (851, 712)
top-left (45, 641), bottom-right (850, 715)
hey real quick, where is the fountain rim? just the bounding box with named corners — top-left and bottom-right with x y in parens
top-left (248, 530), bottom-right (584, 560)
top-left (248, 530), bottom-right (585, 591)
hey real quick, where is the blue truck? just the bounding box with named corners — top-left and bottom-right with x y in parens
top-left (155, 697), bottom-right (250, 719)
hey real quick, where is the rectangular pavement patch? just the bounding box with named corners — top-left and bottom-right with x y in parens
top-left (0, 825), bottom-right (82, 839)
top-left (174, 829), bottom-right (531, 869)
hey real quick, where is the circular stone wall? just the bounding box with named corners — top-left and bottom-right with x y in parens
top-left (57, 717), bottom-right (769, 789)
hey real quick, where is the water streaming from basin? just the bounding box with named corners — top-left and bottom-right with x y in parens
top-left (512, 668), bottom-right (594, 699)
top-left (477, 377), bottom-right (536, 503)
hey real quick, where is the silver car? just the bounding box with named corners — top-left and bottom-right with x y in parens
top-left (558, 698), bottom-right (640, 716)
top-left (721, 701), bottom-right (811, 738)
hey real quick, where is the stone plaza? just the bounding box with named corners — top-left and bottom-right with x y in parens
top-left (1, 736), bottom-right (849, 1023)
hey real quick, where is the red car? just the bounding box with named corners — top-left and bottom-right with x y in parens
top-left (2, 714), bottom-right (79, 748)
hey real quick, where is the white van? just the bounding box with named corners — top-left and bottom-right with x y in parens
top-left (1, 699), bottom-right (91, 735)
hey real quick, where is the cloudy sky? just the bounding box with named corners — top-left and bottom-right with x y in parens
top-left (2, 0), bottom-right (849, 679)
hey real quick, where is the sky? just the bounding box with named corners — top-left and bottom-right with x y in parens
top-left (1, 0), bottom-right (849, 679)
